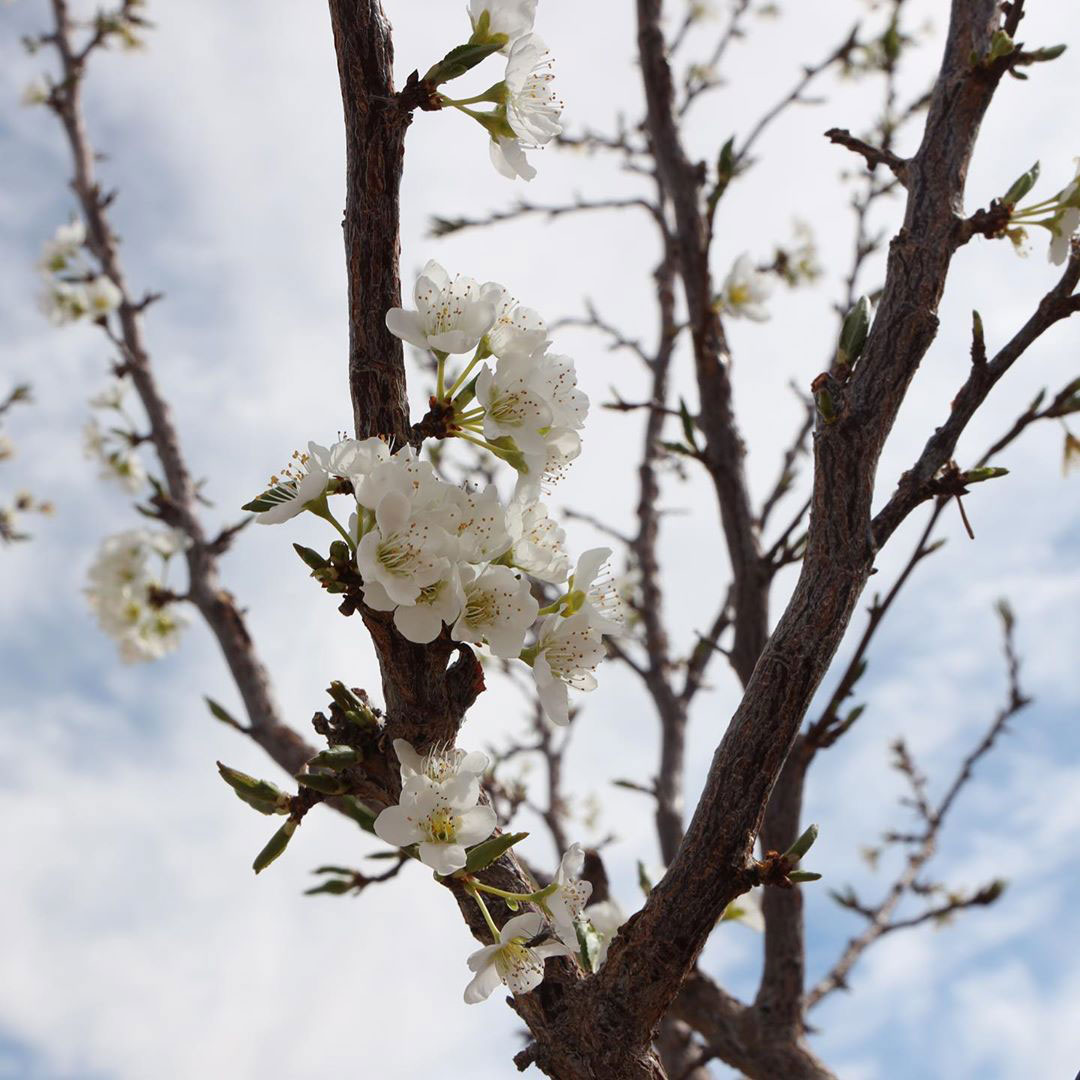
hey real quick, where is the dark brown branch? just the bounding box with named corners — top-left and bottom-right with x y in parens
top-left (825, 127), bottom-right (909, 185)
top-left (429, 195), bottom-right (660, 238)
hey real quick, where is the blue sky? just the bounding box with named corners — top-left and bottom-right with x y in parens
top-left (1, 1), bottom-right (1079, 1077)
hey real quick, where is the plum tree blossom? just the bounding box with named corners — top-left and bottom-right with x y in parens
top-left (452, 564), bottom-right (539, 657)
top-left (528, 611), bottom-right (606, 725)
top-left (481, 283), bottom-right (548, 360)
top-left (581, 899), bottom-right (625, 969)
top-left (547, 842), bottom-right (594, 948)
top-left (440, 483), bottom-right (513, 563)
top-left (373, 772), bottom-right (497, 875)
top-left (718, 252), bottom-right (773, 321)
top-left (564, 547), bottom-right (626, 636)
top-left (85, 527), bottom-right (188, 662)
top-left (363, 563), bottom-right (464, 643)
top-left (506, 499), bottom-right (570, 584)
top-left (463, 911), bottom-right (572, 1003)
top-left (39, 219), bottom-right (85, 271)
top-left (244, 446), bottom-right (330, 525)
top-left (385, 260), bottom-right (495, 354)
top-left (504, 34), bottom-right (562, 148)
top-left (475, 354), bottom-right (555, 452)
top-left (392, 738), bottom-right (488, 791)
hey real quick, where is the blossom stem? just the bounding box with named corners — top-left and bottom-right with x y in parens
top-left (446, 348), bottom-right (485, 398)
top-left (469, 879), bottom-right (559, 905)
top-left (434, 350), bottom-right (447, 400)
top-left (306, 497), bottom-right (355, 551)
top-left (455, 431), bottom-right (512, 458)
top-left (536, 599), bottom-right (565, 617)
top-left (456, 407), bottom-right (486, 423)
top-left (466, 883), bottom-right (502, 942)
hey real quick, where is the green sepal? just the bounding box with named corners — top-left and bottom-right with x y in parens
top-left (423, 39), bottom-right (506, 85)
top-left (253, 818), bottom-right (297, 874)
top-left (464, 831), bottom-right (529, 873)
top-left (1002, 161), bottom-right (1040, 207)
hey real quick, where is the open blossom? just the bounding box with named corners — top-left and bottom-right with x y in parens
top-left (441, 483), bottom-right (513, 564)
top-left (40, 220), bottom-right (86, 272)
top-left (718, 253), bottom-right (772, 321)
top-left (567, 547), bottom-right (626, 636)
top-left (385, 261), bottom-right (495, 354)
top-left (452, 564), bottom-right (539, 657)
top-left (83, 417), bottom-right (147, 493)
top-left (85, 528), bottom-right (188, 663)
top-left (21, 77), bottom-right (50, 107)
top-left (374, 772), bottom-right (496, 875)
top-left (356, 489), bottom-right (453, 606)
top-left (468, 0), bottom-right (536, 51)
top-left (489, 34), bottom-right (563, 181)
top-left (480, 284), bottom-right (548, 360)
top-left (363, 561), bottom-right (464, 643)
top-left (507, 499), bottom-right (570, 584)
top-left (309, 435), bottom-right (389, 484)
top-left (41, 281), bottom-right (90, 325)
top-left (1047, 162), bottom-right (1080, 265)
top-left (476, 354), bottom-right (555, 453)
top-left (514, 427), bottom-right (581, 502)
top-left (505, 35), bottom-right (562, 147)
top-left (530, 611), bottom-right (605, 725)
top-left (247, 445), bottom-right (329, 525)
top-left (354, 445), bottom-right (442, 513)
top-left (392, 738), bottom-right (488, 792)
top-left (547, 843), bottom-right (593, 948)
top-left (464, 912), bottom-right (572, 1003)
top-left (86, 275), bottom-right (123, 316)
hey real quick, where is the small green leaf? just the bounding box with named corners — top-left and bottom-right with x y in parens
top-left (338, 795), bottom-right (377, 834)
top-left (1002, 161), bottom-right (1040, 206)
top-left (205, 697), bottom-right (246, 732)
top-left (788, 870), bottom-right (823, 883)
top-left (295, 771), bottom-right (350, 796)
top-left (304, 878), bottom-right (354, 896)
top-left (293, 543), bottom-right (327, 571)
top-left (959, 466), bottom-right (1009, 484)
top-left (678, 398), bottom-right (698, 450)
top-left (637, 859), bottom-right (654, 896)
top-left (783, 823), bottom-right (819, 863)
top-left (464, 831), bottom-right (529, 873)
top-left (423, 40), bottom-right (505, 85)
top-left (836, 296), bottom-right (871, 369)
top-left (308, 746), bottom-right (361, 770)
top-left (217, 761), bottom-right (288, 814)
top-left (312, 865), bottom-right (357, 876)
top-left (253, 818), bottom-right (297, 874)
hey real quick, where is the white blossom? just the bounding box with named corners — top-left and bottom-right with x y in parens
top-left (40, 220), bottom-right (86, 271)
top-left (530, 611), bottom-right (605, 725)
top-left (441, 483), bottom-right (513, 563)
top-left (86, 275), bottom-right (123, 316)
top-left (507, 499), bottom-right (570, 584)
top-left (356, 489), bottom-right (453, 606)
top-left (374, 773), bottom-right (496, 875)
top-left (452, 564), bottom-right (538, 658)
top-left (567, 547), bottom-right (626, 636)
top-left (582, 898), bottom-right (625, 968)
top-left (363, 561), bottom-right (464, 643)
top-left (83, 417), bottom-right (147, 493)
top-left (385, 260), bottom-right (496, 354)
top-left (309, 435), bottom-right (390, 483)
top-left (468, 0), bottom-right (536, 51)
top-left (392, 738), bottom-right (488, 792)
top-left (463, 911), bottom-right (572, 1003)
top-left (21, 77), bottom-right (50, 107)
top-left (1048, 206), bottom-right (1080, 265)
top-left (489, 135), bottom-right (537, 182)
top-left (480, 283), bottom-right (548, 360)
top-left (248, 445), bottom-right (329, 525)
top-left (353, 445), bottom-right (442, 513)
top-left (504, 35), bottom-right (562, 148)
top-left (85, 528), bottom-right (188, 663)
top-left (547, 843), bottom-right (593, 948)
top-left (718, 253), bottom-right (773, 321)
top-left (513, 427), bottom-right (581, 502)
top-left (475, 354), bottom-right (555, 452)
top-left (40, 281), bottom-right (90, 325)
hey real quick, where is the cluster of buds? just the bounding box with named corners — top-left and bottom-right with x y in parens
top-left (36, 220), bottom-right (122, 326)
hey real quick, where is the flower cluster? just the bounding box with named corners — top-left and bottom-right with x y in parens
top-left (371, 741), bottom-right (624, 1002)
top-left (439, 2), bottom-right (563, 181)
top-left (249, 263), bottom-right (619, 722)
top-left (85, 527), bottom-right (188, 662)
top-left (83, 379), bottom-right (148, 493)
top-left (36, 219), bottom-right (122, 325)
